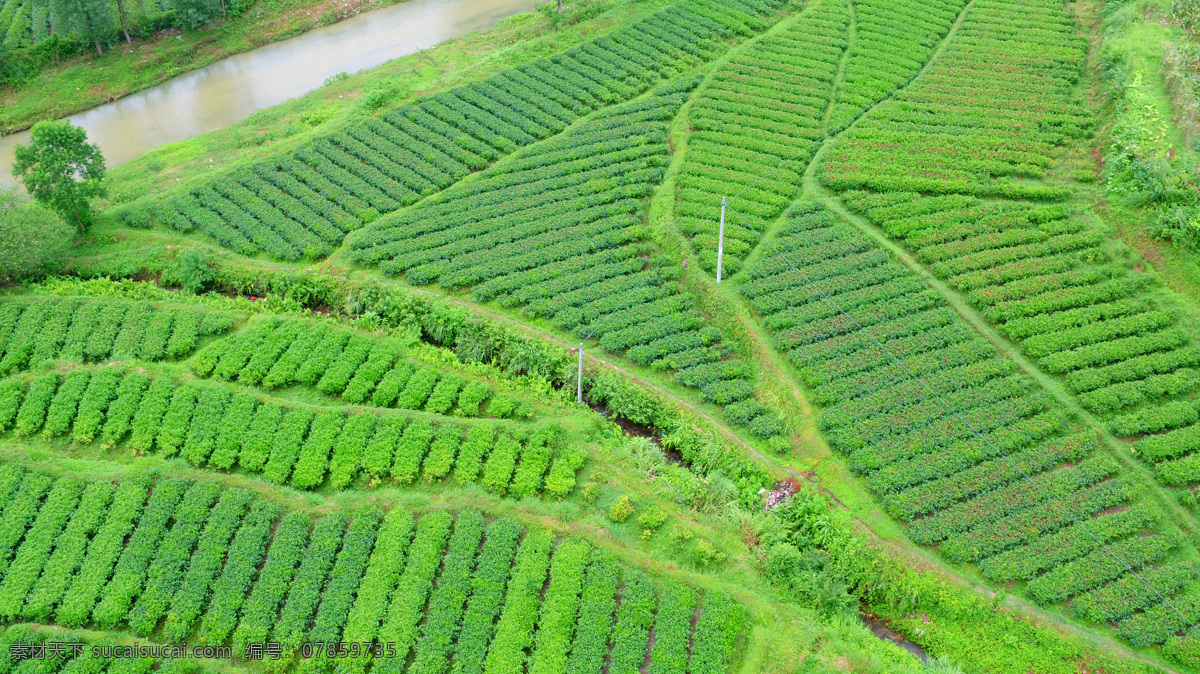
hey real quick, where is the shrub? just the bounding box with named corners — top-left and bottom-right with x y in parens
top-left (455, 425), bottom-right (494, 484)
top-left (41, 369), bottom-right (90, 437)
top-left (408, 510), bottom-right (485, 674)
top-left (261, 408), bottom-right (315, 484)
top-left (392, 419), bottom-right (434, 484)
top-left (98, 478), bottom-right (193, 630)
top-left (528, 539), bottom-right (590, 674)
top-left (564, 552), bottom-right (618, 674)
top-left (483, 529), bottom-right (554, 674)
top-left (275, 514), bottom-right (346, 650)
top-left (232, 512), bottom-right (309, 651)
top-left (100, 373), bottom-right (150, 447)
top-left (161, 489), bottom-right (253, 641)
top-left (648, 583), bottom-right (696, 674)
top-left (19, 480), bottom-right (112, 621)
top-left (371, 363), bottom-right (416, 407)
top-left (606, 494), bottom-right (636, 523)
top-left (238, 402), bottom-right (284, 472)
top-left (425, 374), bottom-right (464, 414)
top-left (56, 475), bottom-right (150, 627)
top-left (291, 409), bottom-right (345, 489)
top-left (422, 423), bottom-right (462, 482)
top-left (183, 387), bottom-right (229, 465)
top-left (396, 367), bottom-right (439, 410)
top-left (0, 191), bottom-right (71, 282)
top-left (341, 508), bottom-right (415, 646)
top-left (362, 416), bottom-right (404, 479)
top-left (376, 511), bottom-right (454, 667)
top-left (456, 380), bottom-right (491, 416)
top-left (125, 378), bottom-right (174, 452)
top-left (208, 393), bottom-right (257, 469)
top-left (0, 478), bottom-right (83, 620)
top-left (197, 500), bottom-right (280, 645)
top-left (481, 434), bottom-right (520, 495)
top-left (329, 413), bottom-right (376, 489)
top-left (155, 385), bottom-right (199, 456)
top-left (308, 508), bottom-right (383, 643)
top-left (452, 519), bottom-right (523, 674)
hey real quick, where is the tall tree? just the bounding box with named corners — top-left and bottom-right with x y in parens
top-left (114, 0), bottom-right (130, 42)
top-left (0, 0), bottom-right (22, 49)
top-left (54, 0), bottom-right (115, 54)
top-left (1, 0), bottom-right (31, 50)
top-left (29, 0), bottom-right (49, 42)
top-left (11, 121), bottom-right (107, 232)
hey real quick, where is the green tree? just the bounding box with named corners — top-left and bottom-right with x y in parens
top-left (163, 0), bottom-right (221, 30)
top-left (51, 0), bottom-right (115, 54)
top-left (11, 120), bottom-right (107, 231)
top-left (0, 188), bottom-right (71, 282)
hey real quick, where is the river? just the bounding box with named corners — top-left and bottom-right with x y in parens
top-left (0, 0), bottom-right (534, 190)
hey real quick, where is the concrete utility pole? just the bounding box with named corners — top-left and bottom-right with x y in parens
top-left (577, 343), bottom-right (583, 404)
top-left (716, 196), bottom-right (726, 283)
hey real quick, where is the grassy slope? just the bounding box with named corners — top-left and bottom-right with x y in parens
top-left (1093, 0), bottom-right (1200, 309)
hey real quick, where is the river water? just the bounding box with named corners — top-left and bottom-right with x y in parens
top-left (0, 0), bottom-right (534, 189)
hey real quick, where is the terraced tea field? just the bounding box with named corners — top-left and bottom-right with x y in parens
top-left (5, 0), bottom-right (1200, 670)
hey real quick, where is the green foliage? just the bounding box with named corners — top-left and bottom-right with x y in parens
top-left (528, 538), bottom-right (589, 674)
top-left (161, 488), bottom-right (252, 641)
top-left (342, 508), bottom-right (414, 647)
top-left (376, 510), bottom-right (452, 669)
top-left (57, 475), bottom-right (149, 627)
top-left (329, 413), bottom-right (376, 489)
top-left (275, 513), bottom-right (345, 650)
top-left (232, 512), bottom-right (308, 651)
top-left (0, 189), bottom-right (70, 282)
top-left (198, 500), bottom-right (279, 645)
top-left (409, 510), bottom-right (484, 674)
top-left (309, 508), bottom-right (382, 643)
top-left (0, 478), bottom-right (81, 619)
top-left (18, 479), bottom-right (112, 621)
top-left (607, 495), bottom-right (635, 523)
top-left (123, 481), bottom-right (216, 634)
top-left (484, 528), bottom-right (553, 674)
top-left (608, 569), bottom-right (655, 673)
top-left (11, 121), bottom-right (106, 231)
top-left (177, 249), bottom-right (217, 294)
top-left (391, 418), bottom-right (432, 484)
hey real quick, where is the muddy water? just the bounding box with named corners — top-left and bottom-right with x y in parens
top-left (0, 0), bottom-right (534, 189)
top-left (861, 612), bottom-right (929, 661)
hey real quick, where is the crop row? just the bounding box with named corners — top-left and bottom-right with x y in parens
top-left (0, 367), bottom-right (583, 499)
top-left (676, 0), bottom-right (849, 275)
top-left (822, 0), bottom-right (1200, 508)
top-left (347, 86), bottom-right (780, 438)
top-left (740, 202), bottom-right (1170, 629)
top-left (0, 300), bottom-right (232, 374)
top-left (0, 468), bottom-right (748, 671)
top-left (190, 317), bottom-right (508, 419)
top-left (151, 0), bottom-right (783, 259)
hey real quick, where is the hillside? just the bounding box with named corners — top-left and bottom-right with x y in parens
top-left (1, 0), bottom-right (1199, 671)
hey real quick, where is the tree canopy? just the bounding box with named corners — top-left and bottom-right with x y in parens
top-left (11, 120), bottom-right (106, 231)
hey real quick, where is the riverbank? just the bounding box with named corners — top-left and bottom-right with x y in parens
top-left (83, 0), bottom-right (660, 205)
top-left (0, 0), bottom-right (418, 134)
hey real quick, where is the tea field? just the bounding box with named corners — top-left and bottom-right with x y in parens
top-left (4, 0), bottom-right (1200, 670)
